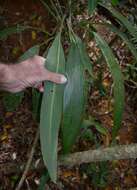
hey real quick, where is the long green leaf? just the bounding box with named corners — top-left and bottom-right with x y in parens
top-left (88, 0), bottom-right (98, 15)
top-left (62, 36), bottom-right (86, 153)
top-left (0, 25), bottom-right (28, 40)
top-left (73, 34), bottom-right (93, 77)
top-left (18, 45), bottom-right (39, 62)
top-left (3, 45), bottom-right (39, 111)
top-left (40, 33), bottom-right (65, 182)
top-left (106, 24), bottom-right (137, 61)
top-left (100, 3), bottom-right (137, 40)
top-left (93, 32), bottom-right (124, 140)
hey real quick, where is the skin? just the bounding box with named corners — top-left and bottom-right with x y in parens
top-left (0, 55), bottom-right (67, 93)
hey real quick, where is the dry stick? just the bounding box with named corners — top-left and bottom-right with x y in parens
top-left (59, 143), bottom-right (137, 167)
top-left (15, 129), bottom-right (40, 190)
top-left (1, 144), bottom-right (137, 175)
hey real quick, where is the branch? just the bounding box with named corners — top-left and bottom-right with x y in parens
top-left (1, 144), bottom-right (137, 175)
top-left (60, 143), bottom-right (137, 167)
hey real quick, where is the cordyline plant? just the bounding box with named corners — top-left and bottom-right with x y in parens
top-left (1, 0), bottom-right (137, 183)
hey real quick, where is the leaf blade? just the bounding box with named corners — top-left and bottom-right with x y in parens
top-left (88, 0), bottom-right (98, 15)
top-left (93, 32), bottom-right (125, 140)
top-left (40, 33), bottom-right (65, 182)
top-left (0, 25), bottom-right (28, 40)
top-left (62, 34), bottom-right (88, 153)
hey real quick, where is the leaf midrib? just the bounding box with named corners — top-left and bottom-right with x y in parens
top-left (48, 35), bottom-right (61, 149)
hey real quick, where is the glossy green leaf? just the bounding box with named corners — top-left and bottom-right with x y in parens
top-left (40, 33), bottom-right (65, 182)
top-left (88, 0), bottom-right (98, 15)
top-left (93, 32), bottom-right (124, 140)
top-left (3, 45), bottom-right (40, 112)
top-left (62, 36), bottom-right (86, 153)
top-left (0, 25), bottom-right (28, 40)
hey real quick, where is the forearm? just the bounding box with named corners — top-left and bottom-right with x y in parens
top-left (0, 63), bottom-right (13, 91)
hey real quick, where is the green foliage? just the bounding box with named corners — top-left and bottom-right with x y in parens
top-left (86, 162), bottom-right (109, 188)
top-left (0, 25), bottom-right (28, 40)
top-left (88, 116), bottom-right (108, 135)
top-left (106, 24), bottom-right (137, 61)
top-left (40, 33), bottom-right (65, 182)
top-left (124, 62), bottom-right (137, 83)
top-left (62, 38), bottom-right (85, 153)
top-left (80, 118), bottom-right (108, 141)
top-left (38, 170), bottom-right (49, 190)
top-left (2, 0), bottom-right (137, 185)
top-left (93, 32), bottom-right (125, 140)
top-left (111, 0), bottom-right (119, 6)
top-left (62, 31), bottom-right (93, 153)
top-left (88, 0), bottom-right (98, 15)
top-left (3, 92), bottom-right (24, 112)
top-left (101, 3), bottom-right (137, 41)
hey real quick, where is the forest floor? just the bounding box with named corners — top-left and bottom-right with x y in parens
top-left (0, 0), bottom-right (137, 189)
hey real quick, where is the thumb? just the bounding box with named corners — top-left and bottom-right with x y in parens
top-left (45, 70), bottom-right (67, 84)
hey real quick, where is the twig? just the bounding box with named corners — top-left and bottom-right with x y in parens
top-left (1, 144), bottom-right (137, 175)
top-left (15, 129), bottom-right (39, 190)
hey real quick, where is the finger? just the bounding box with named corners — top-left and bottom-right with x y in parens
top-left (33, 82), bottom-right (44, 92)
top-left (45, 71), bottom-right (67, 84)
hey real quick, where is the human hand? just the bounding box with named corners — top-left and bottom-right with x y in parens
top-left (0, 55), bottom-right (67, 93)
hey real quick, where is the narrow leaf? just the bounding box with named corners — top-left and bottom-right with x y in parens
top-left (38, 170), bottom-right (49, 190)
top-left (89, 117), bottom-right (108, 135)
top-left (40, 33), bottom-right (65, 182)
top-left (18, 45), bottom-right (39, 61)
top-left (100, 3), bottom-right (137, 40)
top-left (93, 32), bottom-right (124, 140)
top-left (0, 25), bottom-right (28, 40)
top-left (62, 37), bottom-right (86, 153)
top-left (106, 24), bottom-right (137, 61)
top-left (73, 34), bottom-right (93, 77)
top-left (88, 0), bottom-right (98, 15)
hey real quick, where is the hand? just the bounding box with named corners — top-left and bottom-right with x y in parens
top-left (0, 55), bottom-right (67, 93)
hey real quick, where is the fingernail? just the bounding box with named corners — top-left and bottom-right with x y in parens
top-left (60, 75), bottom-right (67, 84)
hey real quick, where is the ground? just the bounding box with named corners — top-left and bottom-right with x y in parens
top-left (0, 0), bottom-right (137, 189)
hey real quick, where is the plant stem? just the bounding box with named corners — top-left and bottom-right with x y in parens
top-left (49, 0), bottom-right (61, 21)
top-left (39, 0), bottom-right (57, 21)
top-left (56, 0), bottom-right (63, 17)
